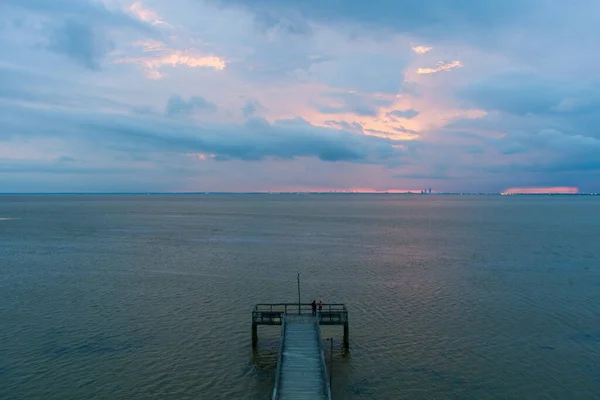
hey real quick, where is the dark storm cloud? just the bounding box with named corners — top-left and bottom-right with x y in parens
top-left (0, 102), bottom-right (409, 165)
top-left (45, 20), bottom-right (114, 70)
top-left (458, 73), bottom-right (570, 115)
top-left (441, 116), bottom-right (600, 173)
top-left (454, 73), bottom-right (600, 145)
top-left (212, 0), bottom-right (544, 42)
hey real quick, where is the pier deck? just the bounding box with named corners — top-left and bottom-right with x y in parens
top-left (274, 314), bottom-right (330, 400)
top-left (251, 303), bottom-right (348, 399)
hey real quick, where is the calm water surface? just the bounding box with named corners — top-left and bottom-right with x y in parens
top-left (1, 195), bottom-right (599, 399)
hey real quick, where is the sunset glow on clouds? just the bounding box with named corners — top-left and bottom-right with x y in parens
top-left (502, 187), bottom-right (579, 195)
top-left (1, 0), bottom-right (599, 192)
top-left (417, 61), bottom-right (463, 75)
top-left (412, 46), bottom-right (432, 55)
top-left (129, 1), bottom-right (170, 26)
top-left (114, 50), bottom-right (227, 79)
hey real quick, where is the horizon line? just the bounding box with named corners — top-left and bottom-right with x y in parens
top-left (1, 192), bottom-right (599, 195)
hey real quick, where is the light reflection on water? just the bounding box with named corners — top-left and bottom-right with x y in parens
top-left (1, 194), bottom-right (599, 399)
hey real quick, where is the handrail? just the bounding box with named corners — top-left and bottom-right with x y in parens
top-left (254, 303), bottom-right (347, 312)
top-left (253, 303), bottom-right (348, 328)
top-left (254, 303), bottom-right (347, 306)
top-left (271, 313), bottom-right (286, 400)
top-left (256, 303), bottom-right (345, 307)
top-left (314, 317), bottom-right (333, 399)
top-left (254, 303), bottom-right (347, 307)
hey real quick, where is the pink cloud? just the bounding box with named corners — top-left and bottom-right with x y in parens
top-left (417, 60), bottom-right (463, 74)
top-left (412, 45), bottom-right (432, 55)
top-left (187, 153), bottom-right (214, 161)
top-left (338, 188), bottom-right (432, 193)
top-left (115, 49), bottom-right (226, 79)
top-left (501, 187), bottom-right (579, 194)
top-left (132, 40), bottom-right (166, 52)
top-left (129, 1), bottom-right (170, 26)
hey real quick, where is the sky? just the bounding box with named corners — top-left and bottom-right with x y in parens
top-left (1, 0), bottom-right (599, 193)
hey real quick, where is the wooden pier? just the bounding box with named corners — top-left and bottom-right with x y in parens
top-left (252, 303), bottom-right (349, 399)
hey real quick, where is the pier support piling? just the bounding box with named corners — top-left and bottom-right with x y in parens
top-left (343, 322), bottom-right (349, 350)
top-left (252, 303), bottom-right (349, 351)
top-left (252, 323), bottom-right (258, 348)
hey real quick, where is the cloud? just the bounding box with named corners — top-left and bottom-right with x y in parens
top-left (253, 10), bottom-right (312, 36)
top-left (129, 1), bottom-right (170, 26)
top-left (387, 109), bottom-right (419, 119)
top-left (457, 73), bottom-right (600, 117)
top-left (412, 45), bottom-right (432, 54)
top-left (315, 92), bottom-right (393, 116)
top-left (215, 0), bottom-right (540, 43)
top-left (242, 99), bottom-right (268, 118)
top-left (501, 129), bottom-right (600, 158)
top-left (442, 113), bottom-right (600, 174)
top-left (232, 30), bottom-right (408, 94)
top-left (2, 0), bottom-right (152, 31)
top-left (324, 120), bottom-right (363, 132)
top-left (417, 60), bottom-right (463, 74)
top-left (45, 20), bottom-right (114, 70)
top-left (309, 53), bottom-right (408, 93)
top-left (2, 0), bottom-right (155, 69)
top-left (0, 158), bottom-right (124, 175)
top-left (115, 44), bottom-right (227, 78)
top-left (193, 4), bottom-right (411, 94)
top-left (1, 101), bottom-right (408, 164)
top-left (165, 95), bottom-right (217, 116)
top-left (4, 0), bottom-right (600, 193)
top-left (364, 128), bottom-right (398, 137)
top-left (133, 39), bottom-right (166, 52)
top-left (452, 72), bottom-right (600, 181)
top-left (551, 98), bottom-right (585, 113)
top-left (393, 172), bottom-right (450, 180)
top-left (502, 187), bottom-right (579, 194)
top-left (458, 73), bottom-right (560, 115)
top-left (393, 126), bottom-right (419, 136)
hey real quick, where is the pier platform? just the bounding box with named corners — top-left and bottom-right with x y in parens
top-left (251, 303), bottom-right (348, 399)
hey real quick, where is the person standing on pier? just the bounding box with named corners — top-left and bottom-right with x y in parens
top-left (311, 300), bottom-right (317, 316)
top-left (318, 300), bottom-right (323, 314)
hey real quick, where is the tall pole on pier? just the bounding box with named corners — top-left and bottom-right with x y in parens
top-left (297, 273), bottom-right (301, 315)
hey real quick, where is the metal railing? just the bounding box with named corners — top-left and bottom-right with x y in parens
top-left (315, 317), bottom-right (333, 399)
top-left (253, 303), bottom-right (348, 325)
top-left (271, 313), bottom-right (287, 400)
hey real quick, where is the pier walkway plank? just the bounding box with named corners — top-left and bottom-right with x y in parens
top-left (274, 314), bottom-right (331, 400)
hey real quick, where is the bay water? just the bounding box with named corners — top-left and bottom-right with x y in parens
top-left (1, 195), bottom-right (599, 399)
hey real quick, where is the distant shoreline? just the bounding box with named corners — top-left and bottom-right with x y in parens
top-left (0, 192), bottom-right (598, 196)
